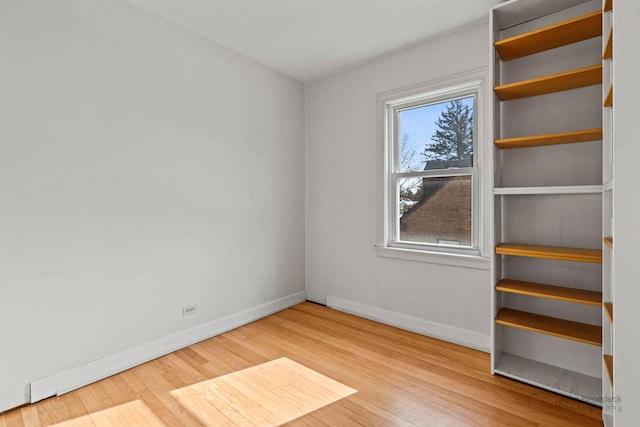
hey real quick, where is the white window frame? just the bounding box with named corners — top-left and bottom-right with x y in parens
top-left (375, 69), bottom-right (490, 270)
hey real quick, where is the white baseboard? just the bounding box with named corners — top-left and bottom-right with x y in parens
top-left (0, 393), bottom-right (28, 415)
top-left (30, 291), bottom-right (306, 404)
top-left (326, 296), bottom-right (490, 352)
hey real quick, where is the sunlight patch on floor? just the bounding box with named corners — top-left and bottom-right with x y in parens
top-left (50, 399), bottom-right (165, 426)
top-left (171, 357), bottom-right (357, 426)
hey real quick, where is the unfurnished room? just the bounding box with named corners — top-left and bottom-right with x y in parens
top-left (1, 0), bottom-right (639, 425)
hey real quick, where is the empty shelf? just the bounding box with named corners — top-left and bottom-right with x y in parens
top-left (497, 279), bottom-right (602, 306)
top-left (604, 85), bottom-right (613, 107)
top-left (495, 128), bottom-right (602, 149)
top-left (604, 354), bottom-right (613, 386)
top-left (495, 308), bottom-right (602, 346)
top-left (603, 302), bottom-right (613, 323)
top-left (604, 237), bottom-right (613, 249)
top-left (495, 10), bottom-right (602, 61)
top-left (494, 64), bottom-right (602, 101)
top-left (603, 26), bottom-right (613, 59)
top-left (496, 243), bottom-right (603, 263)
top-left (495, 353), bottom-right (602, 406)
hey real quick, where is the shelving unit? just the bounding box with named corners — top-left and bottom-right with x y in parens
top-left (601, 0), bottom-right (615, 424)
top-left (491, 0), bottom-right (604, 406)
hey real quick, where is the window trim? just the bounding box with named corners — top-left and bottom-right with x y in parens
top-left (376, 68), bottom-right (490, 268)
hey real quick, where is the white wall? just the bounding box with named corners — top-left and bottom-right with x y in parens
top-left (305, 21), bottom-right (492, 349)
top-left (0, 0), bottom-right (305, 410)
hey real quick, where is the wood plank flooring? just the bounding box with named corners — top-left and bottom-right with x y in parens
top-left (0, 302), bottom-right (602, 426)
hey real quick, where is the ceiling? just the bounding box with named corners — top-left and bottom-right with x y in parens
top-left (127, 0), bottom-right (503, 82)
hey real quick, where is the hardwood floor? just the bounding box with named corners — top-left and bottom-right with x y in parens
top-left (1, 302), bottom-right (602, 426)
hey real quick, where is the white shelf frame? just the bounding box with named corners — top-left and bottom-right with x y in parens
top-left (493, 185), bottom-right (602, 195)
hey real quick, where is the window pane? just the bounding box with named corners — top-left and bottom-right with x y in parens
top-left (398, 96), bottom-right (474, 172)
top-left (398, 175), bottom-right (472, 246)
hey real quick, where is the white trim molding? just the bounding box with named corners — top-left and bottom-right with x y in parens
top-left (0, 393), bottom-right (28, 415)
top-left (29, 291), bottom-right (306, 404)
top-left (326, 295), bottom-right (490, 352)
top-left (375, 246), bottom-right (490, 270)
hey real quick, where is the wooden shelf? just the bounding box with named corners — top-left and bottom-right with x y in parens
top-left (604, 0), bottom-right (612, 12)
top-left (603, 302), bottom-right (613, 323)
top-left (603, 26), bottom-right (613, 60)
top-left (495, 308), bottom-right (602, 346)
top-left (495, 128), bottom-right (602, 149)
top-left (604, 237), bottom-right (613, 249)
top-left (496, 243), bottom-right (603, 263)
top-left (604, 354), bottom-right (613, 386)
top-left (495, 65), bottom-right (602, 101)
top-left (604, 85), bottom-right (613, 107)
top-left (495, 11), bottom-right (602, 61)
top-left (497, 279), bottom-right (602, 306)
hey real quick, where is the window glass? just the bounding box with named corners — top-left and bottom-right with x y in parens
top-left (386, 88), bottom-right (478, 254)
top-left (398, 175), bottom-right (472, 247)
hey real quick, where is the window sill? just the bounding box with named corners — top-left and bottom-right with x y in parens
top-left (375, 246), bottom-right (491, 270)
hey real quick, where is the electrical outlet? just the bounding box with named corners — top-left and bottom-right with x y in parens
top-left (182, 304), bottom-right (198, 316)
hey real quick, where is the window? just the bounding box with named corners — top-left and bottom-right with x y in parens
top-left (380, 80), bottom-right (480, 257)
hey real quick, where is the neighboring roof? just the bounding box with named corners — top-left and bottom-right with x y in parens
top-left (424, 158), bottom-right (472, 170)
top-left (399, 177), bottom-right (449, 223)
